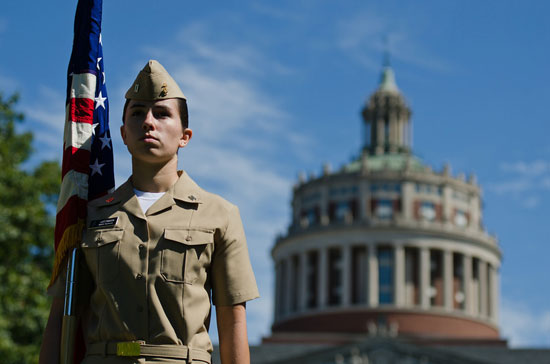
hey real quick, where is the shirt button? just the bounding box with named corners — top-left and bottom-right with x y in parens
top-left (139, 244), bottom-right (146, 251)
top-left (136, 273), bottom-right (143, 280)
top-left (96, 238), bottom-right (103, 244)
top-left (185, 236), bottom-right (192, 242)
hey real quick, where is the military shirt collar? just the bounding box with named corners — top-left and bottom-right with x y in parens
top-left (172, 170), bottom-right (203, 204)
top-left (90, 170), bottom-right (203, 210)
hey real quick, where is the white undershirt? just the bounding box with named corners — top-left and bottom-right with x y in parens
top-left (134, 189), bottom-right (166, 213)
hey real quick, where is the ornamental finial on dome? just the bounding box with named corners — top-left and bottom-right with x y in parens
top-left (379, 66), bottom-right (399, 93)
top-left (378, 49), bottom-right (399, 94)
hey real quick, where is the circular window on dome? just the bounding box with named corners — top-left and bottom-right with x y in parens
top-left (454, 209), bottom-right (468, 227)
top-left (420, 201), bottom-right (436, 221)
top-left (375, 199), bottom-right (393, 219)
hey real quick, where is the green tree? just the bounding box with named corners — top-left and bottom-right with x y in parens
top-left (0, 93), bottom-right (60, 364)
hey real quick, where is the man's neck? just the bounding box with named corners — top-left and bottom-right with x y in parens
top-left (130, 156), bottom-right (180, 192)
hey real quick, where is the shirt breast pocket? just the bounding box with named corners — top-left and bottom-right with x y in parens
top-left (81, 229), bottom-right (124, 284)
top-left (161, 228), bottom-right (214, 285)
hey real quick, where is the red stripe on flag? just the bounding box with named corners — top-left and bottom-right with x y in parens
top-left (61, 146), bottom-right (91, 178)
top-left (54, 194), bottom-right (88, 249)
top-left (68, 98), bottom-right (95, 124)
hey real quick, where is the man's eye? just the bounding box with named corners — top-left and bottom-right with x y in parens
top-left (131, 110), bottom-right (144, 117)
top-left (155, 112), bottom-right (169, 118)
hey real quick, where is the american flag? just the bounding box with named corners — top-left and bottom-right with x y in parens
top-left (50, 0), bottom-right (114, 285)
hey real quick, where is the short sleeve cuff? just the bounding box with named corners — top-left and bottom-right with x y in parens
top-left (213, 287), bottom-right (260, 307)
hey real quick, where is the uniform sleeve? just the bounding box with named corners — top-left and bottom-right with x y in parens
top-left (211, 205), bottom-right (260, 306)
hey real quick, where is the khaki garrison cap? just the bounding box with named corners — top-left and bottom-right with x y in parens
top-left (125, 60), bottom-right (186, 101)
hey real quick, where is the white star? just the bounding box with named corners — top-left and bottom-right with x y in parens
top-left (102, 71), bottom-right (106, 84)
top-left (99, 33), bottom-right (102, 45)
top-left (91, 123), bottom-right (99, 135)
top-left (90, 158), bottom-right (105, 176)
top-left (95, 91), bottom-right (107, 109)
top-left (99, 135), bottom-right (111, 150)
top-left (97, 57), bottom-right (102, 70)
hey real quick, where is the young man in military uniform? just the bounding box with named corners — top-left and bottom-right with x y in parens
top-left (39, 60), bottom-right (259, 364)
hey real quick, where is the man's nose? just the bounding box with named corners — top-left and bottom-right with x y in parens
top-left (142, 109), bottom-right (155, 130)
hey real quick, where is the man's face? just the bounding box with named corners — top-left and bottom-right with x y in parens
top-left (120, 98), bottom-right (192, 164)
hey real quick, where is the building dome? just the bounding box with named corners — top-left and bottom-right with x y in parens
top-left (269, 65), bottom-right (501, 344)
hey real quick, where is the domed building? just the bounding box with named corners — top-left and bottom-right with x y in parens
top-left (268, 63), bottom-right (502, 344)
top-left (210, 62), bottom-right (550, 364)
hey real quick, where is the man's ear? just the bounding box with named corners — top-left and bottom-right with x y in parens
top-left (120, 125), bottom-right (127, 145)
top-left (179, 128), bottom-right (193, 148)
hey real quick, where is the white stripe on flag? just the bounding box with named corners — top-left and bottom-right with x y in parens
top-left (71, 73), bottom-right (97, 99)
top-left (64, 104), bottom-right (94, 150)
top-left (56, 170), bottom-right (89, 213)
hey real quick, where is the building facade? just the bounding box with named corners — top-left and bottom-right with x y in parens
top-left (269, 65), bottom-right (502, 344)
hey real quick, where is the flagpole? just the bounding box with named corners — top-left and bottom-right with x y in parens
top-left (60, 248), bottom-right (80, 364)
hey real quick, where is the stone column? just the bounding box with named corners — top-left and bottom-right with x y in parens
top-left (409, 122), bottom-right (414, 149)
top-left (490, 265), bottom-right (499, 323)
top-left (318, 248), bottom-right (328, 309)
top-left (399, 118), bottom-right (407, 147)
top-left (401, 182), bottom-right (414, 221)
top-left (285, 257), bottom-right (293, 315)
top-left (299, 252), bottom-right (309, 312)
top-left (359, 181), bottom-right (369, 221)
top-left (420, 247), bottom-right (430, 309)
top-left (292, 197), bottom-right (301, 228)
top-left (274, 261), bottom-right (281, 321)
top-left (470, 195), bottom-right (480, 230)
top-left (320, 186), bottom-right (329, 226)
top-left (394, 245), bottom-right (405, 307)
top-left (342, 245), bottom-right (352, 306)
top-left (463, 254), bottom-right (473, 315)
top-left (479, 260), bottom-right (488, 317)
top-left (389, 116), bottom-right (397, 153)
top-left (368, 244), bottom-right (378, 307)
top-left (443, 250), bottom-right (453, 311)
top-left (403, 121), bottom-right (409, 149)
top-left (376, 119), bottom-right (384, 155)
top-left (442, 185), bottom-right (452, 224)
top-left (397, 119), bottom-right (403, 146)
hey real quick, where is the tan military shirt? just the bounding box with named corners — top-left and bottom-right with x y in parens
top-left (53, 171), bottom-right (259, 361)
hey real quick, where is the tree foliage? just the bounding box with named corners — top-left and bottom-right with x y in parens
top-left (0, 93), bottom-right (60, 364)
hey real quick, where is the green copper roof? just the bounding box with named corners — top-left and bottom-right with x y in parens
top-left (343, 153), bottom-right (426, 173)
top-left (378, 66), bottom-right (399, 93)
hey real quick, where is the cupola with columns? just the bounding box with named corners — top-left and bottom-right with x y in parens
top-left (362, 60), bottom-right (412, 156)
top-left (268, 62), bottom-right (502, 345)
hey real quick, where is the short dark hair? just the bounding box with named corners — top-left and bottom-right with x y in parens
top-left (122, 98), bottom-right (189, 129)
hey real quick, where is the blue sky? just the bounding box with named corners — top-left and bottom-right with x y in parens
top-left (1, 0), bottom-right (549, 347)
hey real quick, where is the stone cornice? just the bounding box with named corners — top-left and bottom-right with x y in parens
top-left (274, 220), bottom-right (500, 258)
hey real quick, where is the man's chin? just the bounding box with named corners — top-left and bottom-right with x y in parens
top-left (131, 152), bottom-right (178, 166)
